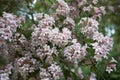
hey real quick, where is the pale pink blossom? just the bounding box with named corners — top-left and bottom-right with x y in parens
top-left (77, 67), bottom-right (84, 79)
top-left (93, 6), bottom-right (106, 19)
top-left (15, 56), bottom-right (38, 77)
top-left (83, 5), bottom-right (92, 12)
top-left (48, 63), bottom-right (63, 80)
top-left (92, 35), bottom-right (113, 61)
top-left (0, 73), bottom-right (9, 80)
top-left (92, 0), bottom-right (98, 5)
top-left (100, 6), bottom-right (106, 15)
top-left (49, 28), bottom-right (71, 47)
top-left (31, 27), bottom-right (51, 47)
top-left (78, 0), bottom-right (87, 7)
top-left (106, 58), bottom-right (117, 74)
top-left (64, 41), bottom-right (87, 64)
top-left (64, 17), bottom-right (75, 29)
top-left (0, 12), bottom-right (24, 41)
top-left (79, 18), bottom-right (99, 38)
top-left (39, 68), bottom-right (51, 80)
top-left (36, 44), bottom-right (58, 63)
top-left (56, 0), bottom-right (70, 15)
top-left (38, 16), bottom-right (55, 28)
top-left (106, 64), bottom-right (116, 74)
top-left (90, 72), bottom-right (96, 80)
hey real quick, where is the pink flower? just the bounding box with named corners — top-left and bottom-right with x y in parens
top-left (64, 41), bottom-right (87, 64)
top-left (64, 17), bottom-right (75, 29)
top-left (38, 15), bottom-right (55, 28)
top-left (106, 64), bottom-right (116, 74)
top-left (56, 0), bottom-right (70, 15)
top-left (48, 63), bottom-right (63, 80)
top-left (79, 18), bottom-right (99, 38)
top-left (78, 0), bottom-right (87, 7)
top-left (92, 0), bottom-right (98, 5)
top-left (0, 12), bottom-right (24, 41)
top-left (82, 5), bottom-right (92, 12)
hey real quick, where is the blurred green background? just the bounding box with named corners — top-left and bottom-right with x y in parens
top-left (0, 0), bottom-right (120, 80)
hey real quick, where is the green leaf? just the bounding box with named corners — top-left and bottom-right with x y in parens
top-left (0, 57), bottom-right (7, 66)
top-left (81, 66), bottom-right (91, 77)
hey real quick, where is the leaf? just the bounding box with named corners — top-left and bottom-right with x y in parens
top-left (0, 57), bottom-right (7, 66)
top-left (17, 28), bottom-right (32, 40)
top-left (81, 65), bottom-right (91, 77)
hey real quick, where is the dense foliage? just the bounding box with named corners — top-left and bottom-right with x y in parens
top-left (0, 0), bottom-right (120, 80)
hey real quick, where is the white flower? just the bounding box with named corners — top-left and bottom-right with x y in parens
top-left (0, 73), bottom-right (9, 80)
top-left (106, 67), bottom-right (113, 74)
top-left (77, 67), bottom-right (84, 79)
top-left (100, 6), bottom-right (106, 15)
top-left (90, 72), bottom-right (96, 80)
top-left (110, 57), bottom-right (117, 63)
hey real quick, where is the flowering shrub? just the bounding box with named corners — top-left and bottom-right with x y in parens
top-left (0, 0), bottom-right (117, 80)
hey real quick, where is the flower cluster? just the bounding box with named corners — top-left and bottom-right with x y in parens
top-left (63, 17), bottom-right (75, 29)
top-left (0, 0), bottom-right (117, 80)
top-left (0, 38), bottom-right (8, 56)
top-left (36, 44), bottom-right (58, 64)
top-left (106, 57), bottom-right (117, 74)
top-left (71, 0), bottom-right (106, 19)
top-left (48, 63), bottom-right (63, 80)
top-left (49, 27), bottom-right (71, 47)
top-left (56, 0), bottom-right (70, 16)
top-left (0, 64), bottom-right (12, 80)
top-left (79, 18), bottom-right (99, 39)
top-left (92, 32), bottom-right (113, 61)
top-left (79, 17), bottom-right (113, 61)
top-left (15, 56), bottom-right (38, 76)
top-left (37, 15), bottom-right (55, 28)
top-left (0, 12), bottom-right (24, 41)
top-left (31, 27), bottom-right (51, 47)
top-left (64, 39), bottom-right (87, 64)
top-left (31, 15), bottom-right (55, 47)
top-left (39, 68), bottom-right (51, 80)
top-left (39, 63), bottom-right (63, 80)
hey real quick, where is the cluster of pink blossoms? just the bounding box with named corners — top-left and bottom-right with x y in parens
top-left (56, 0), bottom-right (70, 15)
top-left (0, 64), bottom-right (12, 80)
top-left (79, 17), bottom-right (113, 61)
top-left (0, 12), bottom-right (24, 41)
top-left (15, 56), bottom-right (38, 78)
top-left (64, 39), bottom-right (87, 65)
top-left (36, 44), bottom-right (58, 64)
top-left (49, 27), bottom-right (71, 47)
top-left (40, 63), bottom-right (63, 80)
top-left (0, 0), bottom-right (117, 80)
